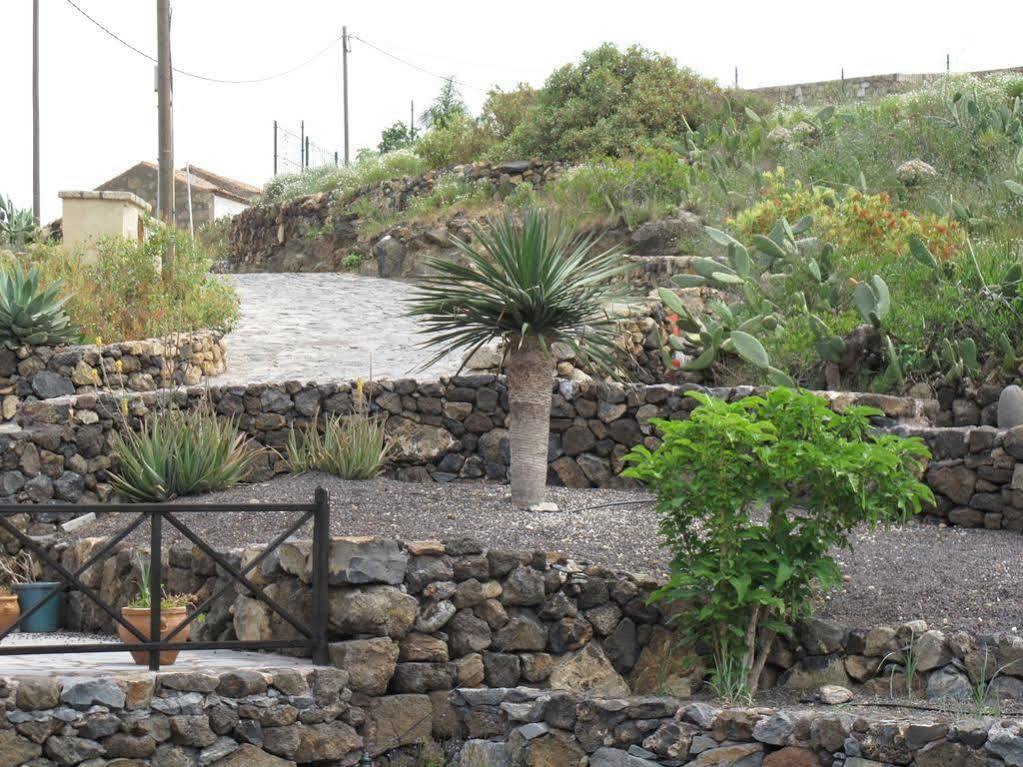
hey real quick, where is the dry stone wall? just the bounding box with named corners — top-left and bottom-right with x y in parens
top-left (224, 160), bottom-right (566, 274)
top-left (15, 532), bottom-right (1023, 765)
top-left (0, 330), bottom-right (225, 422)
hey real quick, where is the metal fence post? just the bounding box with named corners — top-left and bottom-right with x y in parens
top-left (312, 487), bottom-right (331, 665)
top-left (149, 511), bottom-right (163, 672)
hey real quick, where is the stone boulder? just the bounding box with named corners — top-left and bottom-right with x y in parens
top-left (329, 585), bottom-right (417, 638)
top-left (327, 536), bottom-right (408, 585)
top-left (329, 637), bottom-right (399, 695)
top-left (386, 417), bottom-right (457, 462)
top-left (548, 643), bottom-right (630, 696)
top-left (629, 627), bottom-right (704, 697)
top-left (999, 385), bottom-right (1023, 428)
top-left (364, 694), bottom-right (433, 755)
top-left (629, 211), bottom-right (703, 255)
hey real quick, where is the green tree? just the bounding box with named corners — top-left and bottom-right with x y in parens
top-left (480, 84), bottom-right (537, 140)
top-left (419, 77), bottom-right (467, 130)
top-left (407, 210), bottom-right (633, 508)
top-left (377, 120), bottom-right (418, 153)
top-left (624, 389), bottom-right (933, 699)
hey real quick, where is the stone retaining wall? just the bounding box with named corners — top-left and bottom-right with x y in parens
top-left (225, 160), bottom-right (566, 273)
top-left (2, 377), bottom-right (933, 509)
top-left (11, 532), bottom-right (1023, 765)
top-left (0, 330), bottom-right (226, 422)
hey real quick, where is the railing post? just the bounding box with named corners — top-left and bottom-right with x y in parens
top-left (311, 487), bottom-right (330, 665)
top-left (149, 511), bottom-right (163, 672)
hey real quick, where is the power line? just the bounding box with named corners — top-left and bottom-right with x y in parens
top-left (348, 33), bottom-right (489, 93)
top-left (63, 0), bottom-right (343, 84)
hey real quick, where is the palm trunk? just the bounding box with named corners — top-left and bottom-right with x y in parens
top-left (506, 335), bottom-right (555, 508)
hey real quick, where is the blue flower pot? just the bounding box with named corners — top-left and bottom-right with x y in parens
top-left (13, 582), bottom-right (61, 633)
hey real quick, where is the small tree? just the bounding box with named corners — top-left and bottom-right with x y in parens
top-left (623, 388), bottom-right (932, 699)
top-left (378, 121), bottom-right (417, 153)
top-left (408, 210), bottom-right (632, 508)
top-left (419, 77), bottom-right (467, 130)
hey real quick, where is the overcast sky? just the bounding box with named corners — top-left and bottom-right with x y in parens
top-left (1, 0), bottom-right (1020, 221)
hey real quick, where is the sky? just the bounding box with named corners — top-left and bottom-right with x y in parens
top-left (1, 0), bottom-right (1021, 222)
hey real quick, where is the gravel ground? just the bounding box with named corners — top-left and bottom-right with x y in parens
top-left (65, 472), bottom-right (1023, 633)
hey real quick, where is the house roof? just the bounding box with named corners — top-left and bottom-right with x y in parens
top-left (95, 161), bottom-right (260, 204)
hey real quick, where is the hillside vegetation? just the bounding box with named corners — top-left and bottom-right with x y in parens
top-left (256, 43), bottom-right (1023, 394)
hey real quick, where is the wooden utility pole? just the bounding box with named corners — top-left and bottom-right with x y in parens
top-left (342, 26), bottom-right (350, 166)
top-left (409, 99), bottom-right (414, 138)
top-left (157, 0), bottom-right (174, 270)
top-left (32, 0), bottom-right (40, 225)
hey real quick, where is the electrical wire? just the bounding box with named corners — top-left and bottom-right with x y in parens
top-left (63, 0), bottom-right (343, 84)
top-left (348, 33), bottom-right (489, 94)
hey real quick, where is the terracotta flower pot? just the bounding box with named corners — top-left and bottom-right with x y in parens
top-left (118, 606), bottom-right (190, 665)
top-left (0, 594), bottom-right (19, 634)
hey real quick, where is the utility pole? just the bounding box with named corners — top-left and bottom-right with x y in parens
top-left (410, 99), bottom-right (414, 139)
top-left (156, 0), bottom-right (174, 270)
top-left (734, 66), bottom-right (739, 90)
top-left (342, 26), bottom-right (350, 166)
top-left (32, 0), bottom-right (40, 224)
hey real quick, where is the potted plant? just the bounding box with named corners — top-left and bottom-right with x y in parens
top-left (0, 552), bottom-right (61, 633)
top-left (119, 554), bottom-right (195, 665)
top-left (0, 583), bottom-right (19, 634)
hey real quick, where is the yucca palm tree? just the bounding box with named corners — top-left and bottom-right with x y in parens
top-left (407, 210), bottom-right (633, 508)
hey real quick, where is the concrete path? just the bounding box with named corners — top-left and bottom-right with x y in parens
top-left (211, 274), bottom-right (462, 384)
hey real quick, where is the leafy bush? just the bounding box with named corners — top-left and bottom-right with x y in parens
top-left (378, 121), bottom-right (418, 153)
top-left (623, 389), bottom-right (933, 699)
top-left (492, 43), bottom-right (736, 161)
top-left (285, 404), bottom-right (389, 480)
top-left (415, 113), bottom-right (496, 169)
top-left (547, 148), bottom-right (693, 226)
top-left (110, 404), bottom-right (258, 502)
top-left (25, 225), bottom-right (238, 343)
top-left (0, 264), bottom-right (78, 348)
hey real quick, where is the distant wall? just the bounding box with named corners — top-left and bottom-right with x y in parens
top-left (750, 65), bottom-right (1023, 105)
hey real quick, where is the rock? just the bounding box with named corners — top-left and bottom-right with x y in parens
top-left (521, 730), bottom-right (587, 767)
top-left (232, 595), bottom-right (271, 641)
top-left (1000, 386), bottom-right (1023, 428)
top-left (329, 637), bottom-right (399, 695)
top-left (986, 720), bottom-right (1023, 766)
top-left (0, 730), bottom-right (42, 767)
top-left (459, 739), bottom-right (512, 767)
top-left (170, 715), bottom-right (218, 747)
top-left (493, 612), bottom-right (548, 652)
top-left (629, 627), bottom-right (703, 697)
top-left (925, 463), bottom-right (977, 505)
top-left (448, 609), bottom-right (493, 656)
top-left (31, 370), bottom-right (74, 399)
top-left (364, 694), bottom-right (433, 755)
top-left (386, 417), bottom-right (456, 462)
top-left (763, 746), bottom-right (821, 767)
top-left (820, 684), bottom-right (853, 704)
top-left (327, 536), bottom-right (408, 585)
top-left (328, 584), bottom-right (417, 638)
top-left (400, 632), bottom-right (450, 662)
top-left (589, 746), bottom-right (660, 766)
top-left (374, 235), bottom-right (405, 277)
top-left (16, 678), bottom-right (61, 710)
top-left (501, 566), bottom-right (545, 606)
top-left (415, 599), bottom-right (457, 633)
top-left (293, 722), bottom-right (363, 762)
top-left (925, 665), bottom-right (972, 700)
top-left (548, 643), bottom-right (630, 696)
top-left (209, 743), bottom-right (295, 767)
top-left (216, 670), bottom-right (267, 697)
top-left (753, 712), bottom-right (796, 745)
top-left (799, 617), bottom-right (847, 654)
top-left (548, 616), bottom-right (594, 653)
top-left (483, 651), bottom-right (521, 687)
top-left (688, 742), bottom-right (763, 766)
top-left (629, 214), bottom-right (703, 255)
top-left (455, 653), bottom-right (486, 686)
top-left (915, 630), bottom-right (952, 671)
top-left (391, 662), bottom-right (457, 692)
top-left (784, 657), bottom-right (851, 689)
top-left (60, 677), bottom-right (125, 709)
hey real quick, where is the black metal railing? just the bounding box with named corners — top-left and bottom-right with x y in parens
top-left (0, 488), bottom-right (331, 670)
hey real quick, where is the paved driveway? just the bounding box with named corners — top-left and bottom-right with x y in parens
top-left (210, 273), bottom-right (462, 384)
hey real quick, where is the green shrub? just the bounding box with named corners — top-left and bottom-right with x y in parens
top-left (623, 389), bottom-right (933, 699)
top-left (25, 225), bottom-right (238, 343)
top-left (415, 113), bottom-right (496, 169)
top-left (0, 264), bottom-right (78, 348)
top-left (0, 196), bottom-right (37, 250)
top-left (285, 410), bottom-right (389, 480)
top-left (110, 404), bottom-right (258, 502)
top-left (493, 43), bottom-right (734, 161)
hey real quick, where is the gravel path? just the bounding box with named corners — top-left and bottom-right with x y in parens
top-left (211, 273), bottom-right (462, 384)
top-left (67, 473), bottom-right (1023, 633)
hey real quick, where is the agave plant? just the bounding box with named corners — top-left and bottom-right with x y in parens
top-left (0, 264), bottom-right (78, 348)
top-left (407, 210), bottom-right (634, 508)
top-left (109, 404), bottom-right (257, 502)
top-left (0, 196), bottom-right (37, 249)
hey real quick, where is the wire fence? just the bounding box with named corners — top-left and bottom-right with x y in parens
top-left (273, 121), bottom-right (340, 176)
